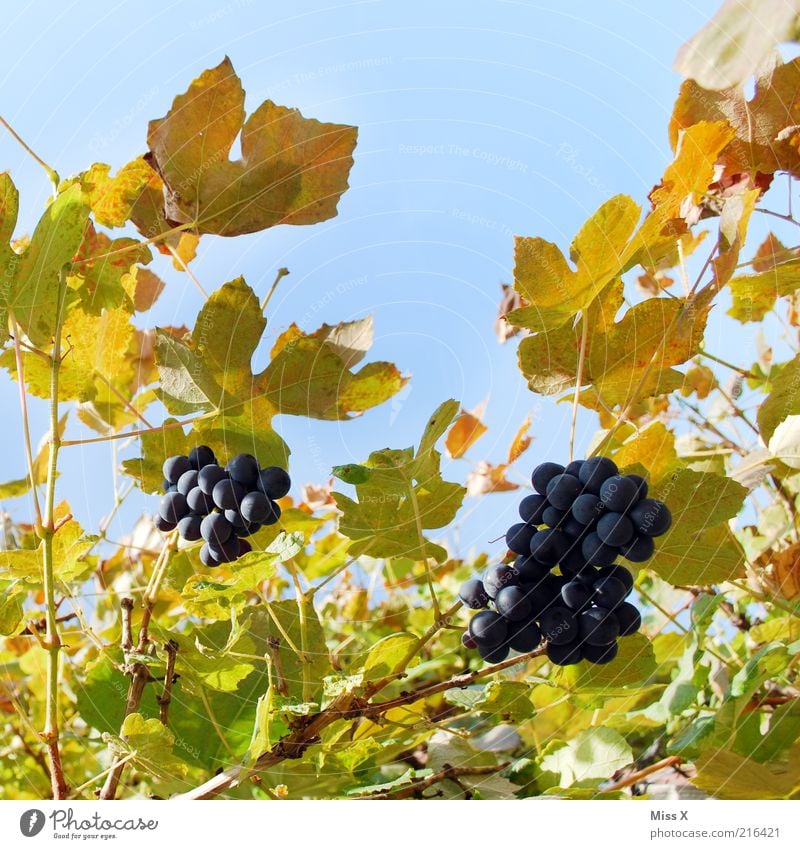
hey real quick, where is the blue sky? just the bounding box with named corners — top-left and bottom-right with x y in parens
top-left (0, 0), bottom-right (778, 561)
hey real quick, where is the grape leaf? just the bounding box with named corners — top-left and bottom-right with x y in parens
top-left (691, 747), bottom-right (800, 799)
top-left (670, 58), bottom-right (800, 178)
top-left (566, 632), bottom-right (656, 691)
top-left (539, 727), bottom-right (633, 787)
top-left (607, 421), bottom-right (680, 484)
top-left (758, 351), bottom-right (800, 441)
top-left (145, 57), bottom-right (357, 236)
top-left (768, 414), bottom-right (800, 467)
top-left (445, 404), bottom-right (487, 458)
top-left (0, 172), bottom-right (20, 346)
top-left (674, 0), bottom-right (800, 91)
top-left (728, 259), bottom-right (800, 322)
top-left (361, 633), bottom-right (419, 680)
top-left (333, 399), bottom-right (465, 562)
top-left (507, 194), bottom-right (641, 333)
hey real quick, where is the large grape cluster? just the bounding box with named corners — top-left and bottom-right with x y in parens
top-left (459, 457), bottom-right (670, 666)
top-left (155, 446), bottom-right (291, 567)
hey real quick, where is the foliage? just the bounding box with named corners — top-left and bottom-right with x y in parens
top-left (0, 15), bottom-right (799, 803)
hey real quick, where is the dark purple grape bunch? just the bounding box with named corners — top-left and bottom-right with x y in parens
top-left (155, 446), bottom-right (291, 567)
top-left (459, 457), bottom-right (668, 667)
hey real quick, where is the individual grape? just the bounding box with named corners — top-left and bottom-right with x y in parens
top-left (578, 456), bottom-right (618, 494)
top-left (177, 514), bottom-right (202, 542)
top-left (224, 508), bottom-right (245, 529)
top-left (159, 491), bottom-right (189, 524)
top-left (561, 516), bottom-right (589, 540)
top-left (627, 473), bottom-right (648, 499)
top-left (514, 555), bottom-right (551, 584)
top-left (596, 564), bottom-right (634, 595)
top-left (565, 460), bottom-right (585, 477)
top-left (507, 619), bottom-right (542, 652)
top-left (581, 641), bottom-right (618, 664)
top-left (561, 580), bottom-right (595, 611)
top-left (592, 575), bottom-right (628, 609)
top-left (530, 528), bottom-right (570, 565)
top-left (163, 455), bottom-right (191, 485)
top-left (525, 574), bottom-right (564, 619)
top-left (615, 602), bottom-right (641, 636)
top-left (596, 512), bottom-right (634, 547)
top-left (262, 499), bottom-right (281, 526)
top-left (198, 464), bottom-right (228, 496)
top-left (199, 544), bottom-right (219, 567)
top-left (478, 643), bottom-right (510, 663)
top-left (469, 611), bottom-right (508, 647)
top-left (186, 487), bottom-right (215, 515)
top-left (539, 606), bottom-right (577, 645)
top-left (531, 461), bottom-right (565, 495)
top-left (240, 491), bottom-right (271, 524)
top-left (234, 520), bottom-right (261, 538)
top-left (619, 534), bottom-right (654, 562)
top-left (599, 475), bottom-right (640, 512)
top-left (495, 586), bottom-right (533, 622)
top-left (629, 498), bottom-right (672, 537)
top-left (546, 640), bottom-right (582, 666)
top-left (177, 469), bottom-right (199, 497)
top-left (506, 522), bottom-right (537, 555)
top-left (459, 578), bottom-right (490, 609)
top-left (542, 505), bottom-right (567, 528)
top-left (571, 493), bottom-right (604, 525)
top-left (188, 445), bottom-right (216, 471)
top-left (237, 538), bottom-right (253, 556)
top-left (518, 493), bottom-right (547, 525)
top-left (545, 473), bottom-right (583, 510)
top-left (212, 479), bottom-right (246, 511)
top-left (258, 466), bottom-right (291, 500)
top-left (483, 563), bottom-right (520, 598)
top-left (462, 631), bottom-right (477, 650)
top-left (154, 514), bottom-right (176, 533)
top-left (227, 453), bottom-right (260, 488)
top-left (578, 607), bottom-right (620, 646)
top-left (581, 532), bottom-right (618, 567)
top-left (162, 478), bottom-right (171, 494)
top-left (558, 543), bottom-right (589, 576)
top-left (200, 513), bottom-right (233, 546)
top-left (208, 535), bottom-right (240, 563)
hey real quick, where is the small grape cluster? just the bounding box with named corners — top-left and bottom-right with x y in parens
top-left (459, 457), bottom-right (671, 666)
top-left (155, 446), bottom-right (291, 567)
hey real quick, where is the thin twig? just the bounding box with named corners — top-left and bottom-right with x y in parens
top-left (261, 267), bottom-right (290, 313)
top-left (0, 114), bottom-right (59, 188)
top-left (359, 762), bottom-right (509, 799)
top-left (569, 312), bottom-right (589, 463)
top-left (60, 411), bottom-right (214, 447)
top-left (599, 755), bottom-right (683, 794)
top-left (158, 641), bottom-right (179, 725)
top-left (167, 244), bottom-right (208, 299)
top-left (94, 371), bottom-right (153, 428)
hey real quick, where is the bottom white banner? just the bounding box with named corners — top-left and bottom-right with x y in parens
top-left (0, 799), bottom-right (797, 847)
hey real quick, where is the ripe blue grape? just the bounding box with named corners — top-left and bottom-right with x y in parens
top-left (188, 445), bottom-right (216, 471)
top-left (495, 586), bottom-right (533, 622)
top-left (507, 620), bottom-right (542, 652)
top-left (565, 460), bottom-right (585, 477)
top-left (561, 516), bottom-right (589, 540)
top-left (462, 631), bottom-right (477, 650)
top-left (459, 578), bottom-right (490, 609)
top-left (530, 528), bottom-right (570, 565)
top-left (619, 533), bottom-right (654, 562)
top-left (187, 487), bottom-right (215, 515)
top-left (198, 464), bottom-right (228, 496)
top-left (627, 473), bottom-right (648, 499)
top-left (561, 580), bottom-right (594, 611)
top-left (542, 505), bottom-right (567, 528)
top-left (599, 475), bottom-right (640, 512)
top-left (629, 498), bottom-right (672, 536)
top-left (163, 455), bottom-right (191, 485)
top-left (581, 532), bottom-right (618, 567)
top-left (159, 491), bottom-right (189, 523)
top-left (506, 522), bottom-right (537, 555)
top-left (546, 473), bottom-right (583, 510)
top-left (469, 611), bottom-right (508, 647)
top-left (532, 462), bottom-right (565, 494)
top-left (177, 469), bottom-right (199, 497)
top-left (199, 544), bottom-right (218, 567)
top-left (478, 643), bottom-right (509, 663)
top-left (558, 542), bottom-right (589, 576)
top-left (572, 493), bottom-right (604, 525)
top-left (201, 513), bottom-right (233, 546)
top-left (258, 466), bottom-right (291, 500)
top-left (578, 607), bottom-right (620, 646)
top-left (237, 538), bottom-right (252, 556)
top-left (578, 456), bottom-right (617, 494)
top-left (212, 479), bottom-right (246, 511)
top-left (524, 574), bottom-right (564, 618)
top-left (208, 536), bottom-right (240, 563)
top-left (514, 555), bottom-right (551, 584)
top-left (592, 575), bottom-right (628, 609)
top-left (539, 606), bottom-right (577, 645)
top-left (519, 493), bottom-right (547, 524)
top-left (615, 602), bottom-right (641, 636)
top-left (228, 453), bottom-right (260, 488)
top-left (581, 641), bottom-right (618, 664)
top-left (154, 514), bottom-right (176, 533)
top-left (546, 640), bottom-right (582, 666)
top-left (596, 512), bottom-right (634, 546)
top-left (177, 514), bottom-right (202, 542)
top-left (483, 563), bottom-right (520, 598)
top-left (240, 491), bottom-right (270, 524)
top-left (234, 519), bottom-right (261, 537)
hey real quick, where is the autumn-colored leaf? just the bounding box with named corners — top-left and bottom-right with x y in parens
top-left (507, 415), bottom-right (532, 463)
top-left (772, 543), bottom-right (800, 600)
top-left (466, 461), bottom-right (519, 496)
top-left (445, 404), bottom-right (487, 458)
top-left (146, 57), bottom-right (358, 236)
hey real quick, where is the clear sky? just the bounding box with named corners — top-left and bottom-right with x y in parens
top-left (0, 0), bottom-right (771, 562)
